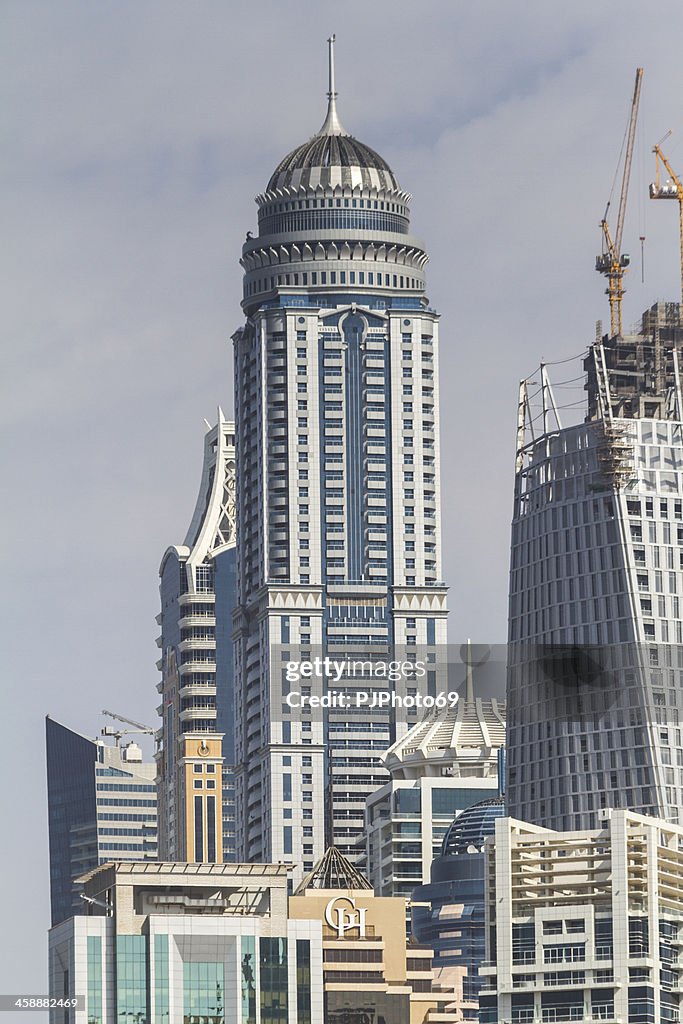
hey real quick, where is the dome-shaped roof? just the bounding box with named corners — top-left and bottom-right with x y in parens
top-left (264, 36), bottom-right (400, 196)
top-left (440, 797), bottom-right (505, 857)
top-left (267, 133), bottom-right (399, 194)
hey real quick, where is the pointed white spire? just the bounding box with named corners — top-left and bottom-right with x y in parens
top-left (465, 638), bottom-right (475, 704)
top-left (317, 34), bottom-right (348, 137)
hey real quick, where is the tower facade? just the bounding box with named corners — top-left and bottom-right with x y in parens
top-left (156, 412), bottom-right (237, 862)
top-left (233, 41), bottom-right (448, 877)
top-left (508, 302), bottom-right (683, 830)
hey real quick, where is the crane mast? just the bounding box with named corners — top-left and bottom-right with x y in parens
top-left (595, 68), bottom-right (644, 337)
top-left (650, 136), bottom-right (683, 309)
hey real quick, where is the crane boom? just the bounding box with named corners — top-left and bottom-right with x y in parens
top-left (101, 708), bottom-right (155, 733)
top-left (595, 68), bottom-right (644, 337)
top-left (615, 68), bottom-right (644, 256)
top-left (650, 139), bottom-right (683, 308)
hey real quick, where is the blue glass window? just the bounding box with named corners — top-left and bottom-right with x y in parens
top-left (184, 962), bottom-right (224, 1021)
top-left (116, 936), bottom-right (147, 1024)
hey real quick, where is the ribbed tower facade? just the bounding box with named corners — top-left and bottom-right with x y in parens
top-left (508, 302), bottom-right (683, 831)
top-left (233, 40), bottom-right (448, 879)
top-left (156, 412), bottom-right (237, 862)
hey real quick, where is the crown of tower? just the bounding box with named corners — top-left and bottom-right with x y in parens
top-left (264, 35), bottom-right (400, 195)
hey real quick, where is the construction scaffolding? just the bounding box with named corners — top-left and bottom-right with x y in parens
top-left (585, 301), bottom-right (683, 421)
top-left (595, 420), bottom-right (635, 489)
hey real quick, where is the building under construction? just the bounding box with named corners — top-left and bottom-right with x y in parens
top-left (585, 301), bottom-right (683, 421)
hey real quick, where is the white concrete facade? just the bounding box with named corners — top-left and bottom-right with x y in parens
top-left (508, 304), bottom-right (683, 831)
top-left (480, 811), bottom-right (683, 1024)
top-left (364, 695), bottom-right (505, 897)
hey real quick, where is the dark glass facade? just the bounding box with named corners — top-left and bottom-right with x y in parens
top-left (184, 962), bottom-right (225, 1022)
top-left (325, 990), bottom-right (410, 1024)
top-left (214, 546), bottom-right (237, 860)
top-left (296, 939), bottom-right (311, 1024)
top-left (411, 797), bottom-right (505, 1021)
top-left (86, 935), bottom-right (102, 1024)
top-left (260, 937), bottom-right (288, 1024)
top-left (116, 936), bottom-right (147, 1023)
top-left (46, 717), bottom-right (98, 925)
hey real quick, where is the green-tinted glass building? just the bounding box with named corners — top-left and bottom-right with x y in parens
top-left (48, 861), bottom-right (322, 1024)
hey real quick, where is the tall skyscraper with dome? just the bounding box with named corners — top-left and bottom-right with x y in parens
top-left (233, 38), bottom-right (448, 879)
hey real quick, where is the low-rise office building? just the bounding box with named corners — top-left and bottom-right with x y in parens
top-left (48, 849), bottom-right (457, 1024)
top-left (48, 860), bottom-right (322, 1024)
top-left (289, 846), bottom-right (458, 1024)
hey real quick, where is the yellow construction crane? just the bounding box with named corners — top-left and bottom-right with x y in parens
top-left (595, 67), bottom-right (644, 337)
top-left (650, 132), bottom-right (683, 306)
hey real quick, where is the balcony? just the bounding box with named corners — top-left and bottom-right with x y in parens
top-left (179, 592), bottom-right (214, 606)
top-left (179, 614), bottom-right (216, 628)
top-left (179, 658), bottom-right (216, 674)
top-left (178, 637), bottom-right (215, 652)
top-left (179, 707), bottom-right (217, 722)
top-left (179, 682), bottom-right (217, 699)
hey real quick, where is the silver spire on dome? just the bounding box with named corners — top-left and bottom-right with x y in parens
top-left (317, 34), bottom-right (348, 137)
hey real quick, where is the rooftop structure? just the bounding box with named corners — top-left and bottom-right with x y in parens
top-left (296, 845), bottom-right (373, 893)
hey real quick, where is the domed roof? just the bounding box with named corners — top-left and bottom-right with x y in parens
top-left (264, 34), bottom-right (400, 196)
top-left (267, 133), bottom-right (398, 194)
top-left (440, 797), bottom-right (505, 857)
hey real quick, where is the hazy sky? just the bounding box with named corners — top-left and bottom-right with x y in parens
top-left (4, 0), bottom-right (683, 995)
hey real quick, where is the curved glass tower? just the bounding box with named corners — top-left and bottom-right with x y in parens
top-left (411, 797), bottom-right (505, 1022)
top-left (233, 39), bottom-right (448, 879)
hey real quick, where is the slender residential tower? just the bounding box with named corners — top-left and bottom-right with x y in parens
top-left (508, 301), bottom-right (683, 830)
top-left (233, 39), bottom-right (448, 879)
top-left (156, 412), bottom-right (237, 862)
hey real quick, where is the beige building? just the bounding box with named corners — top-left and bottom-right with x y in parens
top-left (289, 847), bottom-right (458, 1024)
top-left (480, 810), bottom-right (683, 1024)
